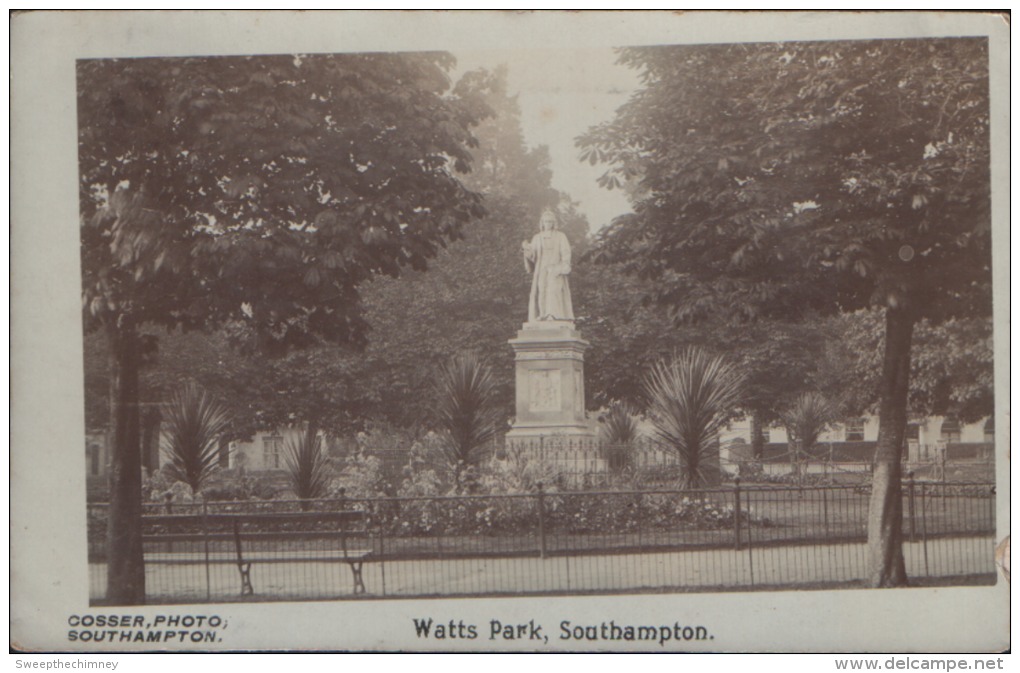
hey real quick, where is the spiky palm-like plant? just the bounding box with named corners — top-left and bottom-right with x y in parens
top-left (782, 392), bottom-right (835, 468)
top-left (285, 425), bottom-right (331, 508)
top-left (161, 384), bottom-right (232, 495)
top-left (644, 348), bottom-right (744, 489)
top-left (432, 354), bottom-right (502, 489)
top-left (599, 401), bottom-right (640, 473)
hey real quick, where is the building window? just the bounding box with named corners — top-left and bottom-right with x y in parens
top-left (941, 416), bottom-right (961, 444)
top-left (760, 428), bottom-right (770, 444)
top-left (263, 436), bottom-right (284, 469)
top-left (845, 418), bottom-right (865, 442)
top-left (983, 417), bottom-right (994, 443)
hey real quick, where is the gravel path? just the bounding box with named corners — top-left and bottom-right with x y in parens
top-left (90, 535), bottom-right (996, 604)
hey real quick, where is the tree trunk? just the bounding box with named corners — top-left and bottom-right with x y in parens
top-left (218, 437), bottom-right (231, 468)
top-left (105, 323), bottom-right (146, 604)
top-left (298, 420), bottom-right (321, 510)
top-left (682, 432), bottom-right (701, 490)
top-left (787, 430), bottom-right (798, 471)
top-left (750, 414), bottom-right (765, 462)
top-left (140, 407), bottom-right (161, 474)
top-left (865, 305), bottom-right (915, 587)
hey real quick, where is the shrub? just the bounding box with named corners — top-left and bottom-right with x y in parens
top-left (392, 440), bottom-right (452, 532)
top-left (399, 440), bottom-right (450, 494)
top-left (479, 444), bottom-right (562, 495)
top-left (330, 452), bottom-right (387, 499)
top-left (141, 466), bottom-right (178, 502)
top-left (736, 461), bottom-right (766, 481)
top-left (202, 474), bottom-right (278, 501)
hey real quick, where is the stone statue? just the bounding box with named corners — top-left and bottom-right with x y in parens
top-left (522, 209), bottom-right (574, 322)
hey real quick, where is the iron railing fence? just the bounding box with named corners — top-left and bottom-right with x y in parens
top-left (88, 479), bottom-right (996, 604)
top-left (360, 436), bottom-right (991, 491)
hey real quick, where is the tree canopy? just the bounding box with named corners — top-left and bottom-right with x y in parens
top-left (821, 311), bottom-right (993, 424)
top-left (80, 52), bottom-right (491, 350)
top-left (579, 39), bottom-right (991, 324)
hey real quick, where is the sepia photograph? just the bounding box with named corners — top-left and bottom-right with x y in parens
top-left (11, 10), bottom-right (1010, 654)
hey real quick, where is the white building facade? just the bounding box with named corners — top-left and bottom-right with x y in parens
top-left (719, 414), bottom-right (994, 465)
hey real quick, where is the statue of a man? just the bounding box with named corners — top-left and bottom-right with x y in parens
top-left (522, 209), bottom-right (574, 322)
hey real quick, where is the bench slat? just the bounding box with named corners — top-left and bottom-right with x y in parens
top-left (143, 511), bottom-right (367, 527)
top-left (143, 531), bottom-right (373, 545)
top-left (144, 550), bottom-right (373, 564)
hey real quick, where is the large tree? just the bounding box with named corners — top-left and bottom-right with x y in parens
top-left (79, 53), bottom-right (490, 603)
top-left (579, 38), bottom-right (991, 586)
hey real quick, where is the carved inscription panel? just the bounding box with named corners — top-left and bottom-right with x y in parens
top-left (529, 369), bottom-right (561, 412)
top-left (517, 350), bottom-right (584, 362)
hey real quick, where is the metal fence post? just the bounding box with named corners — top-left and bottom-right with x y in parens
top-left (164, 493), bottom-right (175, 555)
top-left (745, 487), bottom-right (754, 586)
top-left (537, 482), bottom-right (547, 559)
top-left (822, 487), bottom-right (830, 539)
top-left (988, 485), bottom-right (996, 533)
top-left (733, 477), bottom-right (742, 550)
top-left (920, 482), bottom-right (929, 576)
top-left (635, 490), bottom-right (644, 549)
top-left (907, 472), bottom-right (916, 543)
top-left (202, 500), bottom-right (211, 601)
top-left (372, 500), bottom-right (386, 597)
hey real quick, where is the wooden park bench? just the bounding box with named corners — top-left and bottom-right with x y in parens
top-left (142, 510), bottom-right (373, 596)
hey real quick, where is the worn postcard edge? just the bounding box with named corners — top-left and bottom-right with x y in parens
top-left (9, 10), bottom-right (1011, 653)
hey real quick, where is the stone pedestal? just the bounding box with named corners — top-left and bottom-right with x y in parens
top-left (506, 320), bottom-right (596, 444)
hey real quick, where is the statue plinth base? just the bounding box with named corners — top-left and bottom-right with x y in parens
top-left (507, 320), bottom-right (596, 447)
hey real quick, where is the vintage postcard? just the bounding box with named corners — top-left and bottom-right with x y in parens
top-left (10, 10), bottom-right (1010, 653)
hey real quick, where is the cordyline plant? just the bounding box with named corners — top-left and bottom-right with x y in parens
top-left (782, 392), bottom-right (836, 467)
top-left (285, 425), bottom-right (332, 509)
top-left (161, 384), bottom-right (232, 495)
top-left (599, 401), bottom-right (640, 473)
top-left (644, 348), bottom-right (745, 490)
top-left (432, 353), bottom-right (502, 491)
